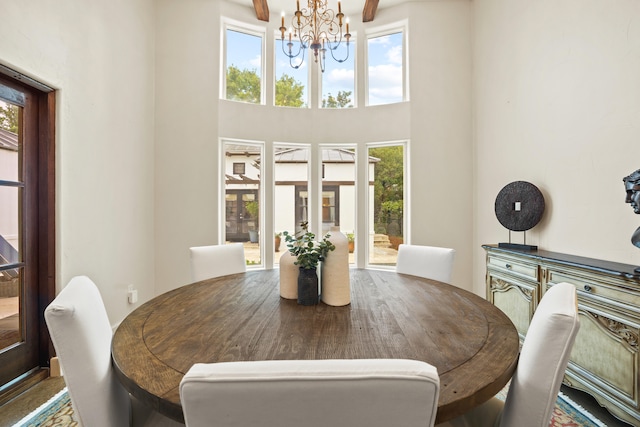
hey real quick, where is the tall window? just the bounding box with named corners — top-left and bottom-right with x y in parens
top-left (221, 141), bottom-right (406, 269)
top-left (368, 143), bottom-right (405, 267)
top-left (224, 26), bottom-right (264, 104)
top-left (321, 146), bottom-right (357, 264)
top-left (223, 141), bottom-right (263, 266)
top-left (274, 33), bottom-right (308, 108)
top-left (367, 29), bottom-right (405, 106)
top-left (273, 144), bottom-right (311, 264)
top-left (321, 37), bottom-right (355, 109)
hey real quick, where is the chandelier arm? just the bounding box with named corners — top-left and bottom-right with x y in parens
top-left (326, 39), bottom-right (350, 64)
top-left (288, 42), bottom-right (307, 70)
top-left (281, 36), bottom-right (306, 60)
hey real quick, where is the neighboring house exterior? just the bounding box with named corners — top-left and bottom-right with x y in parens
top-left (0, 128), bottom-right (19, 280)
top-left (224, 147), bottom-right (378, 242)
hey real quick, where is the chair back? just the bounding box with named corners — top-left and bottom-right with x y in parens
top-left (189, 243), bottom-right (246, 282)
top-left (396, 244), bottom-right (456, 283)
top-left (500, 282), bottom-right (580, 427)
top-left (180, 359), bottom-right (440, 427)
top-left (44, 276), bottom-right (130, 427)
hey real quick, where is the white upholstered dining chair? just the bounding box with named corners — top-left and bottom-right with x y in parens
top-left (180, 358), bottom-right (440, 427)
top-left (396, 244), bottom-right (456, 284)
top-left (44, 276), bottom-right (183, 427)
top-left (188, 243), bottom-right (246, 282)
top-left (437, 281), bottom-right (580, 427)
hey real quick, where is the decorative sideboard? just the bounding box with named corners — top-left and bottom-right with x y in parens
top-left (483, 244), bottom-right (640, 426)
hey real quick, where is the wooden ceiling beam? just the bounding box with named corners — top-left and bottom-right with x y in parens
top-left (253, 0), bottom-right (270, 22)
top-left (363, 0), bottom-right (379, 22)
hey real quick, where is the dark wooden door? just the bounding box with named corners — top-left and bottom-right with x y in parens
top-left (0, 73), bottom-right (55, 395)
top-left (225, 190), bottom-right (257, 241)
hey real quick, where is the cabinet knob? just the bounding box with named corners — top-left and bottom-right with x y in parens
top-left (505, 264), bottom-right (512, 269)
top-left (584, 285), bottom-right (592, 292)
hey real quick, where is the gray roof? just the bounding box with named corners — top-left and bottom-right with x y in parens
top-left (0, 128), bottom-right (18, 151)
top-left (273, 148), bottom-right (379, 163)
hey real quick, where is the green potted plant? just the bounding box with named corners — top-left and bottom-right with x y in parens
top-left (275, 232), bottom-right (282, 252)
top-left (283, 221), bottom-right (335, 305)
top-left (244, 200), bottom-right (259, 243)
top-left (346, 233), bottom-right (355, 253)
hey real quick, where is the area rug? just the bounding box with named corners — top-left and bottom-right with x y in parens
top-left (12, 387), bottom-right (76, 427)
top-left (495, 385), bottom-right (606, 427)
top-left (12, 386), bottom-right (605, 427)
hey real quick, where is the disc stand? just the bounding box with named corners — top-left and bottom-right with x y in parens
top-left (498, 230), bottom-right (538, 251)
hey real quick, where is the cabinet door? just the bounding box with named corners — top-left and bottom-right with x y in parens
top-left (487, 273), bottom-right (538, 342)
top-left (565, 294), bottom-right (640, 425)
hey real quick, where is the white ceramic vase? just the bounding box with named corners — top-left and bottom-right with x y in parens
top-left (279, 251), bottom-right (298, 299)
top-left (321, 228), bottom-right (351, 306)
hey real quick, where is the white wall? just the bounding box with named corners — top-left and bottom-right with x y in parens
top-left (473, 0), bottom-right (640, 294)
top-left (155, 0), bottom-right (223, 294)
top-left (154, 0), bottom-right (474, 292)
top-left (0, 0), bottom-right (157, 325)
top-left (406, 1), bottom-right (474, 288)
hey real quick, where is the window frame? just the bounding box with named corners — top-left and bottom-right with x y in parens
top-left (221, 19), bottom-right (267, 105)
top-left (364, 21), bottom-right (409, 107)
top-left (365, 140), bottom-right (409, 269)
top-left (232, 162), bottom-right (246, 175)
top-left (219, 138), bottom-right (265, 267)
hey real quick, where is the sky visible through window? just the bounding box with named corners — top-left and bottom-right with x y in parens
top-left (321, 39), bottom-right (355, 108)
top-left (226, 30), bottom-right (262, 76)
top-left (226, 26), bottom-right (403, 106)
top-left (368, 32), bottom-right (403, 106)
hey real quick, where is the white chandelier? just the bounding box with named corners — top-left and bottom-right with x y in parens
top-left (279, 0), bottom-right (351, 72)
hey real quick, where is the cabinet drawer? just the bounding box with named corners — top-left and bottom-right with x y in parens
top-left (546, 268), bottom-right (640, 311)
top-left (488, 254), bottom-right (539, 281)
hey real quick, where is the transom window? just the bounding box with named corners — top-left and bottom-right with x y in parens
top-left (223, 24), bottom-right (265, 104)
top-left (274, 32), bottom-right (309, 108)
top-left (367, 27), bottom-right (406, 106)
top-left (224, 21), bottom-right (407, 108)
top-left (321, 35), bottom-right (356, 109)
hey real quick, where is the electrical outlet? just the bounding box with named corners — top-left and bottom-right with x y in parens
top-left (127, 285), bottom-right (138, 304)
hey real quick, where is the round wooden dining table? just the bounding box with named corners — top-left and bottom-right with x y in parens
top-left (112, 268), bottom-right (519, 424)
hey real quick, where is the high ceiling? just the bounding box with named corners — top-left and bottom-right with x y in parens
top-left (227, 0), bottom-right (404, 23)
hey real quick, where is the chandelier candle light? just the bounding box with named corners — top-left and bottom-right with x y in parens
top-left (280, 0), bottom-right (351, 72)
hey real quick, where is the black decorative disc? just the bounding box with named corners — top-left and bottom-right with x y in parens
top-left (495, 181), bottom-right (545, 232)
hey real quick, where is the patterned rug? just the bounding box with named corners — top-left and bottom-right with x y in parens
top-left (11, 388), bottom-right (76, 427)
top-left (12, 386), bottom-right (606, 427)
top-left (495, 385), bottom-right (606, 427)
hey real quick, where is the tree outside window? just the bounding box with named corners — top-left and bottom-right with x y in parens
top-left (225, 29), bottom-right (263, 104)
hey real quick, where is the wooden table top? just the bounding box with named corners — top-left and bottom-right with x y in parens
top-left (112, 269), bottom-right (519, 424)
